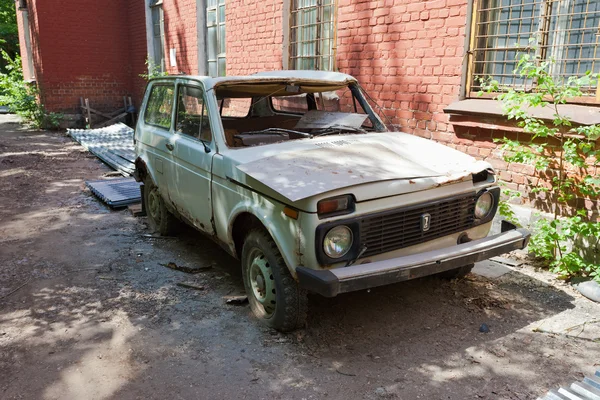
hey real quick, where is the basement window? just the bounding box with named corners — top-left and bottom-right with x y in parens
top-left (468, 0), bottom-right (600, 103)
top-left (289, 0), bottom-right (337, 71)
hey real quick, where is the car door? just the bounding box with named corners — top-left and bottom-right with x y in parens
top-left (139, 82), bottom-right (176, 192)
top-left (166, 81), bottom-right (216, 234)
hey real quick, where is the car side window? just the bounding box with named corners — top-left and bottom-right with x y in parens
top-left (144, 84), bottom-right (175, 129)
top-left (175, 85), bottom-right (212, 142)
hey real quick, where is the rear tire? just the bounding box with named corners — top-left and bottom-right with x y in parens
top-left (241, 229), bottom-right (308, 332)
top-left (438, 263), bottom-right (474, 279)
top-left (143, 176), bottom-right (179, 236)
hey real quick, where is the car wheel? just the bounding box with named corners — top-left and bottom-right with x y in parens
top-left (438, 263), bottom-right (474, 279)
top-left (144, 177), bottom-right (179, 236)
top-left (242, 229), bottom-right (308, 332)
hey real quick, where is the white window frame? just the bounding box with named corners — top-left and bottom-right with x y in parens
top-left (206, 0), bottom-right (226, 77)
top-left (145, 0), bottom-right (166, 73)
top-left (286, 0), bottom-right (337, 71)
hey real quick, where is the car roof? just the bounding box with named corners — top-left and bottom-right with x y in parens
top-left (149, 70), bottom-right (358, 91)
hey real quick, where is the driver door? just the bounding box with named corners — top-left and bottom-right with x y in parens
top-left (165, 81), bottom-right (216, 235)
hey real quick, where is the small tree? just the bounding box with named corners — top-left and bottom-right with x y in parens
top-left (0, 50), bottom-right (62, 129)
top-left (481, 46), bottom-right (600, 283)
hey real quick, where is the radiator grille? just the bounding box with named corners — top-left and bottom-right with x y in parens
top-left (359, 194), bottom-right (476, 257)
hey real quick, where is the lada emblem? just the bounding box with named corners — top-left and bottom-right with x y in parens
top-left (421, 213), bottom-right (431, 232)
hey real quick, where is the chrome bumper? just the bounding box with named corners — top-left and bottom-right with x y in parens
top-left (296, 225), bottom-right (530, 297)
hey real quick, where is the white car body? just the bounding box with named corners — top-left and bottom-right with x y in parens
top-left (134, 71), bottom-right (530, 301)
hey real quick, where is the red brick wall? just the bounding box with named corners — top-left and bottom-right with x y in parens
top-left (336, 0), bottom-right (466, 140)
top-left (163, 0), bottom-right (199, 75)
top-left (127, 1), bottom-right (150, 108)
top-left (226, 0), bottom-right (284, 74)
top-left (26, 0), bottom-right (136, 113)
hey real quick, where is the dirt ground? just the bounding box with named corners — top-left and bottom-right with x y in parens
top-left (0, 114), bottom-right (599, 400)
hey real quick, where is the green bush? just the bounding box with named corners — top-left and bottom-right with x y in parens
top-left (139, 58), bottom-right (168, 81)
top-left (481, 43), bottom-right (600, 283)
top-left (0, 50), bottom-right (62, 129)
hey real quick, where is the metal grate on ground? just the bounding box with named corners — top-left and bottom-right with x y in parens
top-left (538, 370), bottom-right (600, 399)
top-left (86, 178), bottom-right (142, 208)
top-left (68, 123), bottom-right (135, 176)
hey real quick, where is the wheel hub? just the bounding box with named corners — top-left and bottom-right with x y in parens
top-left (147, 190), bottom-right (161, 223)
top-left (248, 251), bottom-right (276, 314)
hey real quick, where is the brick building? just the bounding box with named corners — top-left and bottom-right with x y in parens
top-left (16, 0), bottom-right (600, 212)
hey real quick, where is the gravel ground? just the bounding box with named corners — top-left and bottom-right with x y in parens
top-left (1, 114), bottom-right (599, 400)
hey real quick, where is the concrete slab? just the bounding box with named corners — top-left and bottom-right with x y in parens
top-left (472, 260), bottom-right (512, 279)
top-left (490, 256), bottom-right (524, 267)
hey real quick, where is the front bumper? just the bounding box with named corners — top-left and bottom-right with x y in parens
top-left (296, 225), bottom-right (530, 297)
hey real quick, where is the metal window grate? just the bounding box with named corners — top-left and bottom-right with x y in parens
top-left (289, 0), bottom-right (337, 71)
top-left (469, 0), bottom-right (600, 99)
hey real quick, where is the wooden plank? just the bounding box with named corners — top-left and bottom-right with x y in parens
top-left (84, 98), bottom-right (92, 128)
top-left (86, 107), bottom-right (115, 120)
top-left (96, 112), bottom-right (128, 128)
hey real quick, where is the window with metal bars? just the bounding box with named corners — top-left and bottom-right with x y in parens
top-left (289, 0), bottom-right (337, 71)
top-left (207, 0), bottom-right (226, 77)
top-left (468, 0), bottom-right (600, 102)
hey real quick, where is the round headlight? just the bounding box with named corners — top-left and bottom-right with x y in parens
top-left (475, 192), bottom-right (494, 219)
top-left (323, 225), bottom-right (353, 259)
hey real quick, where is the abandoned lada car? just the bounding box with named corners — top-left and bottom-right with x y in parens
top-left (133, 71), bottom-right (530, 331)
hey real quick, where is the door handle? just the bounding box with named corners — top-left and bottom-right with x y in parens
top-left (166, 143), bottom-right (174, 151)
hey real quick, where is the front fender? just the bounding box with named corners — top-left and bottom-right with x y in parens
top-left (227, 199), bottom-right (301, 279)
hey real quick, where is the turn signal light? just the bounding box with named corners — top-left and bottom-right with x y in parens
top-left (317, 195), bottom-right (354, 217)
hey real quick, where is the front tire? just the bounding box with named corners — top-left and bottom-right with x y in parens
top-left (143, 176), bottom-right (179, 236)
top-left (241, 229), bottom-right (308, 332)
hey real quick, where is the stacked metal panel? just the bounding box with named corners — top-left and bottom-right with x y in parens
top-left (538, 370), bottom-right (600, 400)
top-left (85, 178), bottom-right (142, 208)
top-left (68, 123), bottom-right (135, 176)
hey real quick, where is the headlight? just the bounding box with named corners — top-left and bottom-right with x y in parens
top-left (323, 225), bottom-right (353, 258)
top-left (475, 192), bottom-right (494, 219)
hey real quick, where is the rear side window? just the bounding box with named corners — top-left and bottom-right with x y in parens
top-left (218, 98), bottom-right (251, 118)
top-left (144, 84), bottom-right (175, 129)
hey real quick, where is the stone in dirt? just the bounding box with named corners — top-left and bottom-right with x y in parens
top-left (224, 295), bottom-right (248, 305)
top-left (574, 280), bottom-right (600, 303)
top-left (161, 262), bottom-right (213, 274)
top-left (176, 281), bottom-right (205, 291)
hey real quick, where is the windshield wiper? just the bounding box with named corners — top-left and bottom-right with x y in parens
top-left (241, 128), bottom-right (312, 138)
top-left (312, 125), bottom-right (367, 137)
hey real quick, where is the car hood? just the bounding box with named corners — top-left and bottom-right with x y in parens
top-left (233, 132), bottom-right (491, 202)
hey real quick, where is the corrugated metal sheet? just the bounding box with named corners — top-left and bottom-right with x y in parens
top-left (86, 178), bottom-right (142, 208)
top-left (538, 370), bottom-right (600, 400)
top-left (68, 123), bottom-right (135, 176)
